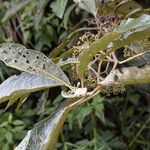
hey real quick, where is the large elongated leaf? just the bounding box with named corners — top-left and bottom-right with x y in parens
top-left (77, 14), bottom-right (150, 79)
top-left (15, 91), bottom-right (100, 150)
top-left (50, 0), bottom-right (68, 19)
top-left (2, 0), bottom-right (32, 22)
top-left (15, 105), bottom-right (71, 150)
top-left (0, 43), bottom-right (72, 89)
top-left (0, 72), bottom-right (62, 109)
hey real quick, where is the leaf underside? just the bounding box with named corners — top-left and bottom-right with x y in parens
top-left (15, 98), bottom-right (82, 150)
top-left (0, 43), bottom-right (71, 88)
top-left (0, 72), bottom-right (62, 110)
top-left (15, 91), bottom-right (98, 150)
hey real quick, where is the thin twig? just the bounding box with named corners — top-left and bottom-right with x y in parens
top-left (104, 62), bottom-right (110, 74)
top-left (68, 27), bottom-right (101, 38)
top-left (111, 52), bottom-right (119, 71)
top-left (119, 52), bottom-right (144, 65)
top-left (98, 61), bottom-right (103, 82)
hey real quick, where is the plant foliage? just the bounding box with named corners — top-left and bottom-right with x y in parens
top-left (0, 0), bottom-right (150, 150)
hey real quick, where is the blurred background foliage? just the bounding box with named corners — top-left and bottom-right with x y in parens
top-left (0, 0), bottom-right (150, 150)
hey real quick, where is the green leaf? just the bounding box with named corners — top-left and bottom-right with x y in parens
top-left (108, 137), bottom-right (126, 149)
top-left (2, 143), bottom-right (10, 150)
top-left (50, 0), bottom-right (68, 19)
top-left (114, 0), bottom-right (143, 18)
top-left (76, 105), bottom-right (92, 128)
top-left (15, 91), bottom-right (100, 149)
top-left (127, 93), bottom-right (140, 106)
top-left (0, 121), bottom-right (9, 128)
top-left (15, 99), bottom-right (77, 150)
top-left (8, 113), bottom-right (13, 123)
top-left (0, 43), bottom-right (72, 89)
top-left (73, 0), bottom-right (96, 16)
top-left (34, 0), bottom-right (49, 29)
top-left (13, 120), bottom-right (24, 126)
top-left (5, 131), bottom-right (13, 144)
top-left (2, 0), bottom-right (32, 22)
top-left (77, 14), bottom-right (150, 79)
top-left (14, 131), bottom-right (26, 140)
top-left (92, 95), bottom-right (105, 123)
top-left (101, 131), bottom-right (114, 142)
top-left (127, 106), bottom-right (134, 117)
top-left (0, 72), bottom-right (64, 109)
top-left (68, 103), bottom-right (92, 129)
top-left (13, 126), bottom-right (25, 132)
top-left (63, 4), bottom-right (76, 30)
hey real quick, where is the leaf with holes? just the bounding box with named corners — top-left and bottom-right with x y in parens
top-left (0, 43), bottom-right (72, 89)
top-left (77, 14), bottom-right (150, 79)
top-left (0, 72), bottom-right (63, 110)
